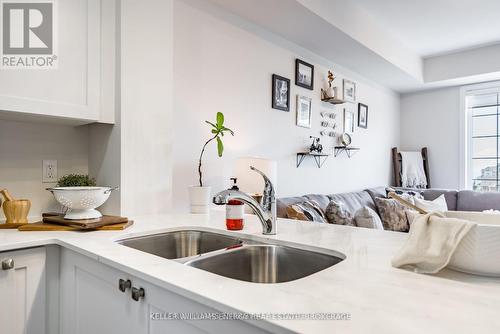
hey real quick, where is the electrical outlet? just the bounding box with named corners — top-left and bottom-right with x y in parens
top-left (42, 160), bottom-right (58, 183)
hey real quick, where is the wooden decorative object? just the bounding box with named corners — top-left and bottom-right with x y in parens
top-left (388, 192), bottom-right (427, 214)
top-left (41, 213), bottom-right (129, 230)
top-left (392, 147), bottom-right (431, 188)
top-left (18, 220), bottom-right (133, 231)
top-left (1, 189), bottom-right (31, 225)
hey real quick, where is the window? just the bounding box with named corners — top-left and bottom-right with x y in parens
top-left (466, 88), bottom-right (500, 192)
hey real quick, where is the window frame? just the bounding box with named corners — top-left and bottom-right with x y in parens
top-left (461, 82), bottom-right (500, 191)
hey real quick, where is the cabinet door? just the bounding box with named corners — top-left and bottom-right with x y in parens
top-left (60, 249), bottom-right (269, 334)
top-left (0, 0), bottom-right (108, 123)
top-left (143, 279), bottom-right (269, 334)
top-left (0, 247), bottom-right (46, 334)
top-left (59, 249), bottom-right (147, 334)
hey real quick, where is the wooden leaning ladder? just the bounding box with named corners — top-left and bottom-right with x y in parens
top-left (391, 147), bottom-right (431, 189)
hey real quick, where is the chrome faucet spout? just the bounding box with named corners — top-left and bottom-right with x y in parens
top-left (213, 167), bottom-right (277, 235)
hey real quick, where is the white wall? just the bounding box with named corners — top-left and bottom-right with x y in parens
top-left (400, 87), bottom-right (461, 189)
top-left (119, 0), bottom-right (173, 216)
top-left (0, 120), bottom-right (88, 220)
top-left (172, 0), bottom-right (400, 211)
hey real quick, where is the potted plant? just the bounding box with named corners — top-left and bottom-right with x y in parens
top-left (189, 112), bottom-right (234, 213)
top-left (47, 174), bottom-right (117, 220)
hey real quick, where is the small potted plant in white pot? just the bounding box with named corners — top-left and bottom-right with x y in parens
top-left (189, 112), bottom-right (234, 213)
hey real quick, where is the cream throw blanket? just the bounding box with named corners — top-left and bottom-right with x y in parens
top-left (392, 212), bottom-right (475, 274)
top-left (400, 151), bottom-right (428, 188)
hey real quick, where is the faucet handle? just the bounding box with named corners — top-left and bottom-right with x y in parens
top-left (250, 166), bottom-right (275, 209)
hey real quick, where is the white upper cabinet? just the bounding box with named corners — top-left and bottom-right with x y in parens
top-left (0, 0), bottom-right (115, 124)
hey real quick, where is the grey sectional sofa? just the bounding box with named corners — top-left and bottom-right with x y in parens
top-left (277, 187), bottom-right (500, 220)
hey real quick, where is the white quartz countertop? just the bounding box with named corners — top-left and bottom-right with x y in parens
top-left (0, 211), bottom-right (499, 334)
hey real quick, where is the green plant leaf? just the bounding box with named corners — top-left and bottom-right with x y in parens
top-left (222, 126), bottom-right (234, 136)
top-left (216, 112), bottom-right (224, 127)
top-left (205, 120), bottom-right (217, 128)
top-left (216, 136), bottom-right (224, 157)
top-left (211, 129), bottom-right (218, 134)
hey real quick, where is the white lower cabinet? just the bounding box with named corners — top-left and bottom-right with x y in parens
top-left (59, 249), bottom-right (269, 334)
top-left (0, 247), bottom-right (47, 334)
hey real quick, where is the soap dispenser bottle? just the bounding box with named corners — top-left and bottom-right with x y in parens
top-left (226, 178), bottom-right (244, 230)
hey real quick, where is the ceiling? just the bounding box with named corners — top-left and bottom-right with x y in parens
top-left (354, 0), bottom-right (500, 57)
top-left (203, 0), bottom-right (500, 92)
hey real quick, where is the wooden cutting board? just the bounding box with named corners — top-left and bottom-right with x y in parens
top-left (0, 223), bottom-right (27, 229)
top-left (18, 220), bottom-right (133, 231)
top-left (41, 213), bottom-right (129, 230)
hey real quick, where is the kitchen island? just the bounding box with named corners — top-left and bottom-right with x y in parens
top-left (0, 211), bottom-right (499, 334)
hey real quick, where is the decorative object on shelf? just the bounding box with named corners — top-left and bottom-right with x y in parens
top-left (328, 113), bottom-right (336, 119)
top-left (309, 136), bottom-right (323, 153)
top-left (190, 112), bottom-right (234, 214)
top-left (320, 130), bottom-right (327, 136)
top-left (321, 89), bottom-right (345, 104)
top-left (296, 152), bottom-right (330, 168)
top-left (321, 120), bottom-right (329, 127)
top-left (295, 59), bottom-right (314, 90)
top-left (343, 79), bottom-right (356, 102)
top-left (334, 146), bottom-right (360, 158)
top-left (358, 103), bottom-right (368, 129)
top-left (340, 132), bottom-right (352, 146)
top-left (321, 70), bottom-right (338, 98)
top-left (272, 74), bottom-right (290, 111)
top-left (296, 95), bottom-right (312, 128)
top-left (0, 189), bottom-right (31, 226)
top-left (328, 131), bottom-right (337, 137)
top-left (47, 186), bottom-right (118, 220)
top-left (343, 108), bottom-right (355, 133)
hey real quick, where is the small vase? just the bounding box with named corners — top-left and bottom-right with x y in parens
top-left (188, 186), bottom-right (212, 214)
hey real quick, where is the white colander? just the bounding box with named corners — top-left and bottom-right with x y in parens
top-left (47, 187), bottom-right (116, 220)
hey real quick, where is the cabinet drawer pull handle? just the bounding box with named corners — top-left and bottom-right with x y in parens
top-left (118, 279), bottom-right (132, 292)
top-left (1, 258), bottom-right (14, 270)
top-left (131, 287), bottom-right (145, 301)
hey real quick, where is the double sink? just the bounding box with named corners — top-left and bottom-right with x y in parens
top-left (117, 230), bottom-right (345, 284)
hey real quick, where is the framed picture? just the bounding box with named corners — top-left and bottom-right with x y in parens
top-left (358, 103), bottom-right (368, 128)
top-left (343, 108), bottom-right (355, 134)
top-left (296, 95), bottom-right (312, 128)
top-left (295, 59), bottom-right (314, 90)
top-left (272, 74), bottom-right (290, 111)
top-left (343, 79), bottom-right (356, 102)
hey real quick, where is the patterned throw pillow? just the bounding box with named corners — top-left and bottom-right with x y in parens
top-left (374, 197), bottom-right (410, 232)
top-left (325, 200), bottom-right (355, 226)
top-left (286, 200), bottom-right (327, 223)
top-left (385, 187), bottom-right (423, 205)
top-left (354, 207), bottom-right (384, 230)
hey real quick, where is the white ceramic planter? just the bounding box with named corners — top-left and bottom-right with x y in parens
top-left (188, 186), bottom-right (212, 214)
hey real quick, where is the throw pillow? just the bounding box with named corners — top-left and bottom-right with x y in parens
top-left (374, 197), bottom-right (410, 232)
top-left (414, 194), bottom-right (448, 212)
top-left (385, 187), bottom-right (423, 204)
top-left (354, 207), bottom-right (384, 230)
top-left (325, 200), bottom-right (355, 226)
top-left (286, 200), bottom-right (328, 223)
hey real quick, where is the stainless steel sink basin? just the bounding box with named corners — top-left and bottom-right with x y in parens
top-left (117, 230), bottom-right (242, 259)
top-left (187, 245), bottom-right (344, 283)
